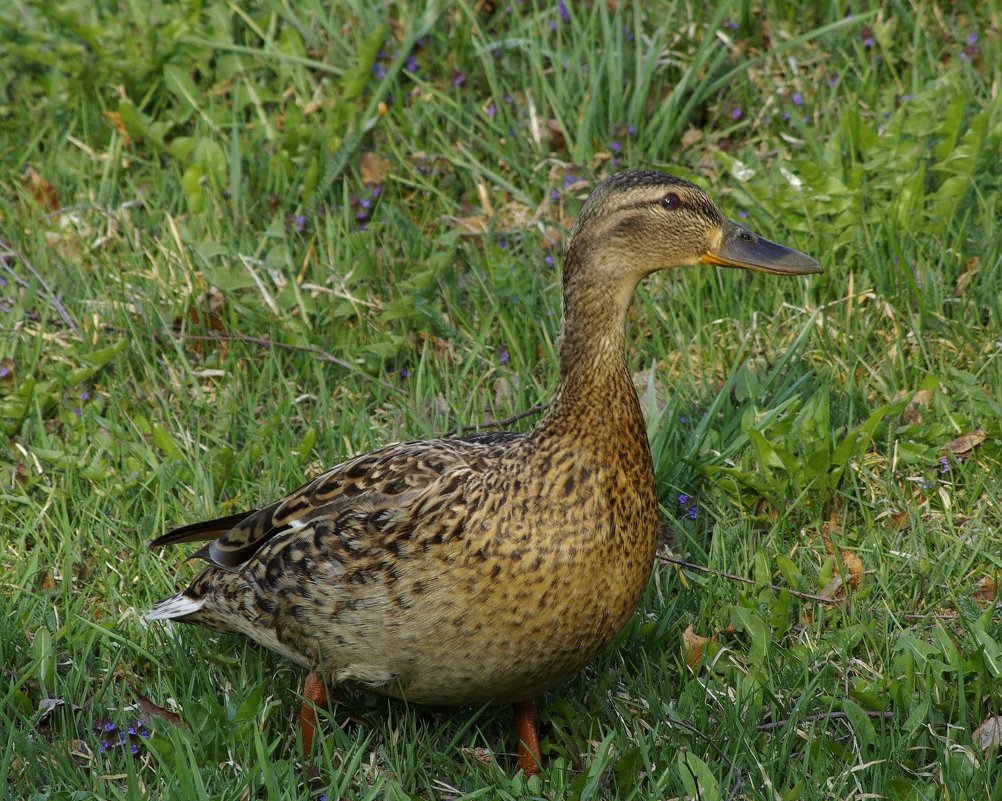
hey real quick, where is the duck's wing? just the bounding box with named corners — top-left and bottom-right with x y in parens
top-left (149, 432), bottom-right (525, 572)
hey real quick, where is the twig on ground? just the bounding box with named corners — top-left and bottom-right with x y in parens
top-left (756, 709), bottom-right (895, 732)
top-left (444, 403), bottom-right (548, 438)
top-left (657, 552), bottom-right (838, 604)
top-left (164, 329), bottom-right (406, 396)
top-left (0, 239), bottom-right (81, 336)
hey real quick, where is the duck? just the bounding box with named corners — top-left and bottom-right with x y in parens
top-left (147, 169), bottom-right (821, 775)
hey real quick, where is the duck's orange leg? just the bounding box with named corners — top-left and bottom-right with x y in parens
top-left (299, 671), bottom-right (328, 753)
top-left (513, 698), bottom-right (542, 776)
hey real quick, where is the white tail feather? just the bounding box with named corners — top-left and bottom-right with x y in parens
top-left (146, 593), bottom-right (204, 621)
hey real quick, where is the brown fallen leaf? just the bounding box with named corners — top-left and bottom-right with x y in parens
top-left (972, 715), bottom-right (1002, 753)
top-left (103, 110), bottom-right (133, 146)
top-left (22, 167), bottom-right (60, 212)
top-left (682, 624), bottom-right (712, 673)
top-left (940, 428), bottom-right (987, 460)
top-left (360, 152), bottom-right (392, 186)
top-left (973, 576), bottom-right (997, 608)
top-left (131, 687), bottom-right (187, 729)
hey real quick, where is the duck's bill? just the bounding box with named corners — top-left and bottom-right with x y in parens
top-left (699, 218), bottom-right (822, 275)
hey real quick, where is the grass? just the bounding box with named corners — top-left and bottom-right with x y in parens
top-left (1, 0), bottom-right (1000, 798)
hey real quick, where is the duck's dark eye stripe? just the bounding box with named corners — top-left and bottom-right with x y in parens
top-left (659, 192), bottom-right (681, 210)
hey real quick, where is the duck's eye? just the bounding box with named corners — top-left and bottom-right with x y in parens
top-left (659, 192), bottom-right (681, 210)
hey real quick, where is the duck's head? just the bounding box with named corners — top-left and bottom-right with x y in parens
top-left (564, 170), bottom-right (822, 292)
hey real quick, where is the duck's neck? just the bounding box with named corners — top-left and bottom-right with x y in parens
top-left (537, 258), bottom-right (647, 441)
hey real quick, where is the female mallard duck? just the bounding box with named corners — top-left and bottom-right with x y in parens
top-left (148, 170), bottom-right (821, 774)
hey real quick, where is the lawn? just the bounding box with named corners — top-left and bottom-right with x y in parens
top-left (1, 1), bottom-right (1000, 799)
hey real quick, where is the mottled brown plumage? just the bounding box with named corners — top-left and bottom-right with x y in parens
top-left (148, 170), bottom-right (821, 773)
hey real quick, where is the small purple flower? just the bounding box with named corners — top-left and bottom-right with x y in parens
top-left (498, 238), bottom-right (508, 250)
top-left (360, 198), bottom-right (372, 209)
top-left (406, 54), bottom-right (418, 72)
top-left (860, 27), bottom-right (875, 47)
top-left (499, 345), bottom-right (510, 365)
top-left (373, 63), bottom-right (387, 80)
top-left (358, 222), bottom-right (368, 231)
top-left (724, 19), bottom-right (738, 31)
top-left (919, 478), bottom-right (933, 491)
top-left (504, 93), bottom-right (515, 106)
top-left (610, 140), bottom-right (621, 153)
top-left (399, 368), bottom-right (409, 379)
top-left (130, 743), bottom-right (140, 755)
top-left (737, 210), bottom-right (749, 219)
top-left (939, 456), bottom-right (951, 474)
top-left (371, 186), bottom-right (382, 197)
top-left (544, 254), bottom-right (555, 266)
top-left (0, 366), bottom-right (9, 379)
top-left (294, 214), bottom-right (307, 233)
top-left (679, 416), bottom-right (687, 423)
top-left (678, 494), bottom-right (688, 505)
top-left (0, 277), bottom-right (6, 288)
top-left (562, 174), bottom-right (578, 189)
top-left (355, 211), bottom-right (368, 221)
top-left (486, 103), bottom-right (497, 119)
top-left (791, 92), bottom-right (804, 106)
top-left (558, 0), bottom-right (570, 23)
top-left (687, 507), bottom-right (698, 520)
top-left (967, 33), bottom-right (979, 45)
top-left (730, 107), bottom-right (742, 120)
top-left (626, 125), bottom-right (636, 136)
top-left (548, 189), bottom-right (560, 202)
top-left (451, 70), bottom-right (466, 88)
top-left (104, 722), bottom-right (117, 733)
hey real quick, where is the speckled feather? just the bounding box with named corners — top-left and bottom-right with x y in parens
top-left (148, 169), bottom-right (819, 711)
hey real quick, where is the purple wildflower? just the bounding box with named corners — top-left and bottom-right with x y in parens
top-left (626, 124), bottom-right (636, 136)
top-left (679, 416), bottom-right (687, 423)
top-left (687, 507), bottom-right (698, 520)
top-left (967, 33), bottom-right (978, 45)
top-left (791, 92), bottom-right (804, 106)
top-left (486, 103), bottom-right (497, 119)
top-left (0, 366), bottom-right (9, 379)
top-left (371, 186), bottom-right (382, 197)
top-left (451, 70), bottom-right (466, 88)
top-left (399, 368), bottom-right (409, 379)
top-left (860, 27), bottom-right (875, 47)
top-left (406, 54), bottom-right (418, 72)
top-left (730, 107), bottom-right (742, 120)
top-left (548, 189), bottom-right (560, 202)
top-left (544, 254), bottom-right (555, 266)
top-left (294, 214), bottom-right (307, 233)
top-left (610, 140), bottom-right (621, 153)
top-left (724, 19), bottom-right (738, 31)
top-left (678, 494), bottom-right (688, 506)
top-left (360, 198), bottom-right (372, 209)
top-left (939, 456), bottom-right (950, 474)
top-left (919, 478), bottom-right (933, 491)
top-left (373, 63), bottom-right (387, 80)
top-left (0, 277), bottom-right (6, 288)
top-left (558, 0), bottom-right (570, 23)
top-left (499, 345), bottom-right (510, 365)
top-left (737, 210), bottom-right (748, 219)
top-left (104, 722), bottom-right (116, 733)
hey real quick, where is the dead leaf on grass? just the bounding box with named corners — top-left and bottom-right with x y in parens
top-left (973, 576), bottom-right (997, 608)
top-left (132, 687), bottom-right (186, 729)
top-left (940, 428), bottom-right (987, 460)
top-left (972, 715), bottom-right (1002, 753)
top-left (682, 624), bottom-right (713, 673)
top-left (22, 167), bottom-right (60, 212)
top-left (102, 111), bottom-right (133, 146)
top-left (359, 152), bottom-right (392, 186)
